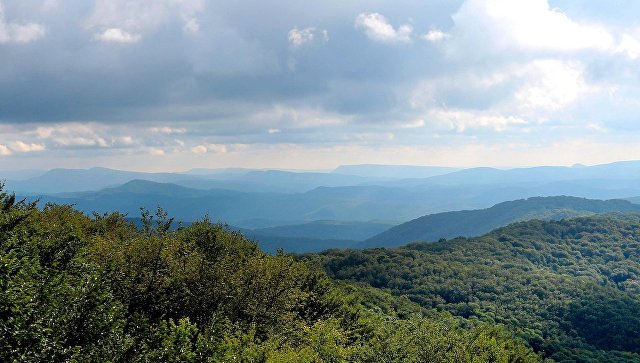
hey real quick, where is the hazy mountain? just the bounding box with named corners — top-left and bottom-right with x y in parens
top-left (250, 220), bottom-right (395, 241)
top-left (31, 180), bottom-right (413, 227)
top-left (179, 168), bottom-right (255, 176)
top-left (242, 232), bottom-right (359, 254)
top-left (4, 167), bottom-right (388, 194)
top-left (25, 174), bottom-right (640, 231)
top-left (627, 196), bottom-right (640, 204)
top-left (5, 167), bottom-right (192, 194)
top-left (386, 160), bottom-right (640, 188)
top-left (6, 160), bottom-right (640, 196)
top-left (363, 196), bottom-right (640, 248)
top-left (0, 169), bottom-right (46, 181)
top-left (333, 164), bottom-right (458, 179)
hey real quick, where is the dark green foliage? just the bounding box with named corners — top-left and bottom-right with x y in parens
top-left (310, 216), bottom-right (640, 362)
top-left (0, 186), bottom-right (539, 362)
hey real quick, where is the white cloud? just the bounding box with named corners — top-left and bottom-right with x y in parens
top-left (355, 13), bottom-right (412, 43)
top-left (57, 136), bottom-right (109, 147)
top-left (150, 126), bottom-right (187, 134)
top-left (93, 28), bottom-right (141, 43)
top-left (288, 27), bottom-right (328, 48)
top-left (422, 29), bottom-right (448, 43)
top-left (616, 34), bottom-right (640, 60)
top-left (0, 3), bottom-right (45, 44)
top-left (450, 0), bottom-right (613, 55)
top-left (513, 60), bottom-right (592, 112)
top-left (86, 0), bottom-right (205, 40)
top-left (251, 106), bottom-right (347, 129)
top-left (268, 128), bottom-right (280, 134)
top-left (149, 147), bottom-right (165, 156)
top-left (399, 119), bottom-right (425, 129)
top-left (0, 144), bottom-right (11, 156)
top-left (353, 132), bottom-right (395, 142)
top-left (114, 136), bottom-right (135, 146)
top-left (35, 123), bottom-right (110, 148)
top-left (409, 59), bottom-right (593, 129)
top-left (191, 144), bottom-right (227, 154)
top-left (191, 145), bottom-right (207, 154)
top-left (427, 109), bottom-right (527, 132)
top-left (288, 27), bottom-right (313, 47)
top-left (10, 141), bottom-right (45, 152)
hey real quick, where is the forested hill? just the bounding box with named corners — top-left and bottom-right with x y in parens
top-left (308, 216), bottom-right (640, 362)
top-left (363, 196), bottom-right (640, 248)
top-left (0, 187), bottom-right (539, 362)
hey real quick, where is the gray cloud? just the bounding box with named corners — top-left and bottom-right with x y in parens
top-left (1, 0), bottom-right (640, 170)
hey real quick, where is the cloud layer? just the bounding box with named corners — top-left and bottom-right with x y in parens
top-left (1, 0), bottom-right (640, 170)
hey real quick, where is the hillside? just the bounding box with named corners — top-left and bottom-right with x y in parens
top-left (364, 196), bottom-right (640, 247)
top-left (0, 187), bottom-right (539, 362)
top-left (308, 216), bottom-right (640, 362)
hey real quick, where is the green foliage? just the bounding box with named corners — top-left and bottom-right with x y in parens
top-left (310, 216), bottom-right (640, 362)
top-left (0, 184), bottom-right (539, 362)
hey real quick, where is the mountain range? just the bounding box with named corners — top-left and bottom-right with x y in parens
top-left (363, 196), bottom-right (640, 248)
top-left (4, 160), bottom-right (640, 253)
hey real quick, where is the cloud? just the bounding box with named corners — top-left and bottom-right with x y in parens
top-left (409, 59), bottom-right (593, 130)
top-left (0, 3), bottom-right (45, 44)
top-left (399, 119), bottom-right (425, 129)
top-left (0, 144), bottom-right (11, 156)
top-left (2, 0), bottom-right (640, 170)
top-left (114, 136), bottom-right (135, 146)
top-left (449, 0), bottom-right (614, 56)
top-left (86, 0), bottom-right (205, 43)
top-left (616, 34), bottom-right (640, 60)
top-left (10, 141), bottom-right (45, 152)
top-left (191, 144), bottom-right (228, 154)
top-left (191, 145), bottom-right (207, 154)
top-left (250, 106), bottom-right (348, 129)
top-left (513, 60), bottom-right (592, 112)
top-left (288, 27), bottom-right (328, 48)
top-left (35, 123), bottom-right (110, 148)
top-left (354, 12), bottom-right (412, 43)
top-left (150, 126), bottom-right (187, 134)
top-left (149, 147), bottom-right (165, 156)
top-left (427, 109), bottom-right (527, 132)
top-left (422, 29), bottom-right (448, 43)
top-left (93, 28), bottom-right (141, 43)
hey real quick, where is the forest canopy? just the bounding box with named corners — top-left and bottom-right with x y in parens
top-left (308, 216), bottom-right (640, 362)
top-left (0, 186), bottom-right (539, 362)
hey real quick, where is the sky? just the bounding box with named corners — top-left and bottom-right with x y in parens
top-left (1, 0), bottom-right (640, 171)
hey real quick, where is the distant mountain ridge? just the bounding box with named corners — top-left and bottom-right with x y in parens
top-left (363, 196), bottom-right (640, 248)
top-left (332, 164), bottom-right (458, 179)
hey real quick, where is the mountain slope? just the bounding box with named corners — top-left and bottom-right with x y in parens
top-left (363, 196), bottom-right (640, 247)
top-left (309, 216), bottom-right (640, 361)
top-left (1, 187), bottom-right (541, 362)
